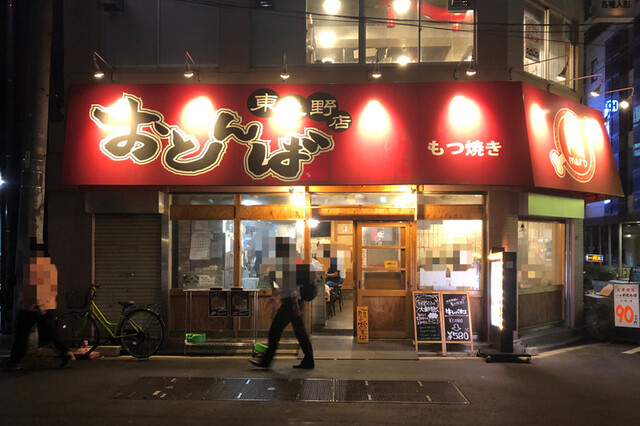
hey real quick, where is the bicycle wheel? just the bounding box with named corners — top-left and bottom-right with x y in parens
top-left (57, 312), bottom-right (100, 359)
top-left (119, 309), bottom-right (165, 358)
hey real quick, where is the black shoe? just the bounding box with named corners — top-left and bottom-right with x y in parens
top-left (60, 352), bottom-right (75, 368)
top-left (293, 362), bottom-right (314, 370)
top-left (249, 358), bottom-right (269, 369)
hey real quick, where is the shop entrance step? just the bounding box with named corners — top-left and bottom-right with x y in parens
top-left (181, 339), bottom-right (299, 356)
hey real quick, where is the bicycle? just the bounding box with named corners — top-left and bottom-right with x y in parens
top-left (57, 283), bottom-right (165, 359)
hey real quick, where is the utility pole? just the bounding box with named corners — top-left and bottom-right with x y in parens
top-left (1, 0), bottom-right (53, 334)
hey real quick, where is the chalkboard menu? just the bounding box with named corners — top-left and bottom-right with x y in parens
top-left (414, 293), bottom-right (441, 342)
top-left (413, 291), bottom-right (474, 355)
top-left (442, 293), bottom-right (472, 342)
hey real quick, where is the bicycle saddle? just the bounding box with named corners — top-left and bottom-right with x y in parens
top-left (118, 301), bottom-right (135, 308)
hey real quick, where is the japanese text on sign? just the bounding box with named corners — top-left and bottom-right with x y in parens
top-left (599, 1), bottom-right (632, 9)
top-left (427, 140), bottom-right (502, 157)
top-left (613, 284), bottom-right (639, 328)
top-left (90, 90), bottom-right (352, 182)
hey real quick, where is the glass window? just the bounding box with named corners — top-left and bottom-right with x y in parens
top-left (310, 192), bottom-right (414, 206)
top-left (171, 194), bottom-right (234, 205)
top-left (241, 193), bottom-right (304, 206)
top-left (548, 12), bottom-right (573, 84)
top-left (523, 2), bottom-right (573, 84)
top-left (365, 0), bottom-right (418, 65)
top-left (361, 226), bottom-right (406, 290)
top-left (418, 193), bottom-right (484, 205)
top-left (306, 1), bottom-right (474, 64)
top-left (517, 221), bottom-right (565, 290)
top-left (418, 1), bottom-right (474, 63)
top-left (310, 221), bottom-right (353, 287)
top-left (306, 0), bottom-right (359, 63)
top-left (417, 220), bottom-right (482, 290)
top-left (173, 220), bottom-right (234, 289)
top-left (241, 220), bottom-right (304, 288)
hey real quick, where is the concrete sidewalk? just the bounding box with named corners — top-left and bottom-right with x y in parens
top-left (1, 342), bottom-right (640, 425)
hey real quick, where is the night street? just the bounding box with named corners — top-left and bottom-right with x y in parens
top-left (1, 342), bottom-right (639, 425)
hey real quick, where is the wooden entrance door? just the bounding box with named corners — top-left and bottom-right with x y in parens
top-left (354, 222), bottom-right (413, 338)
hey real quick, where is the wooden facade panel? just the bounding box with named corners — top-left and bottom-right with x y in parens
top-left (418, 205), bottom-right (485, 220)
top-left (360, 295), bottom-right (408, 338)
top-left (518, 290), bottom-right (564, 329)
top-left (236, 205), bottom-right (304, 220)
top-left (313, 207), bottom-right (414, 221)
top-left (170, 290), bottom-right (287, 334)
top-left (470, 295), bottom-right (485, 339)
top-left (170, 205), bottom-right (234, 220)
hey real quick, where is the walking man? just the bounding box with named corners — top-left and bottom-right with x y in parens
top-left (250, 236), bottom-right (315, 369)
top-left (1, 242), bottom-right (74, 371)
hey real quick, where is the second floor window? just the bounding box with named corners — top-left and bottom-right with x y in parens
top-left (306, 0), bottom-right (474, 65)
top-left (523, 1), bottom-right (574, 84)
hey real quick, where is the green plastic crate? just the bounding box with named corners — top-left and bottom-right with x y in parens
top-left (185, 333), bottom-right (206, 343)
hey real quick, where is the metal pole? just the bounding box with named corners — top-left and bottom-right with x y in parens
top-left (11, 0), bottom-right (53, 337)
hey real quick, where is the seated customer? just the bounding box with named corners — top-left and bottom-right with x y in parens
top-left (325, 263), bottom-right (342, 288)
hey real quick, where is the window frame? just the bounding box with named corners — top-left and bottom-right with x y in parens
top-left (305, 0), bottom-right (476, 65)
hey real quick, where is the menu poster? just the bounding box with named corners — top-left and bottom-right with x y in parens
top-left (209, 290), bottom-right (229, 317)
top-left (613, 284), bottom-right (639, 328)
top-left (231, 291), bottom-right (250, 317)
top-left (414, 292), bottom-right (441, 342)
top-left (442, 293), bottom-right (472, 342)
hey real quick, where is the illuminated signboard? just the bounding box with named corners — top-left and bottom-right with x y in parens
top-left (585, 254), bottom-right (604, 263)
top-left (489, 251), bottom-right (504, 329)
top-left (488, 250), bottom-right (517, 353)
top-left (62, 82), bottom-right (622, 198)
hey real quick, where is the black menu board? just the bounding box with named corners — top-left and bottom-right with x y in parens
top-left (230, 290), bottom-right (250, 317)
top-left (209, 289), bottom-right (229, 317)
top-left (442, 293), bottom-right (472, 342)
top-left (413, 292), bottom-right (442, 342)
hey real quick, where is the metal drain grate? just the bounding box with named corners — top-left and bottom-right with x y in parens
top-left (114, 377), bottom-right (469, 404)
top-left (113, 377), bottom-right (214, 400)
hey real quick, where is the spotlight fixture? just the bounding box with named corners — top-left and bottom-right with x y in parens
top-left (523, 55), bottom-right (570, 81)
top-left (556, 62), bottom-right (569, 81)
top-left (367, 49), bottom-right (382, 80)
top-left (548, 73), bottom-right (603, 97)
top-left (590, 79), bottom-right (603, 97)
top-left (602, 87), bottom-right (634, 109)
top-left (184, 51), bottom-right (200, 82)
top-left (280, 51), bottom-right (290, 81)
top-left (466, 60), bottom-right (476, 76)
top-left (453, 46), bottom-right (476, 80)
top-left (93, 51), bottom-right (115, 82)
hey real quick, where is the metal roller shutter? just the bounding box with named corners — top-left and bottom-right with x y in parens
top-left (94, 214), bottom-right (162, 325)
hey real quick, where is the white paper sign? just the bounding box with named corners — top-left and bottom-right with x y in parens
top-left (614, 284), bottom-right (639, 328)
top-left (190, 231), bottom-right (212, 260)
top-left (420, 269), bottom-right (446, 288)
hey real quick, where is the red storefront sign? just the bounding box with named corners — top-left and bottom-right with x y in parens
top-left (62, 82), bottom-right (622, 197)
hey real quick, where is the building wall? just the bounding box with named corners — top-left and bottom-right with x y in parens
top-left (584, 4), bottom-right (639, 271)
top-left (50, 0), bottom-right (588, 333)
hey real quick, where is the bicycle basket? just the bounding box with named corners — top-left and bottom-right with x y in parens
top-left (65, 289), bottom-right (90, 310)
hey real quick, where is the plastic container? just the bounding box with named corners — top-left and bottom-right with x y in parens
top-left (253, 342), bottom-right (268, 354)
top-left (185, 333), bottom-right (206, 343)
